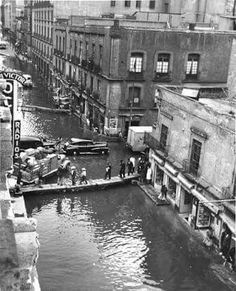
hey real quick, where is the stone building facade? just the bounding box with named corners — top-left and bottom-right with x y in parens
top-left (145, 85), bottom-right (235, 245)
top-left (52, 17), bottom-right (235, 135)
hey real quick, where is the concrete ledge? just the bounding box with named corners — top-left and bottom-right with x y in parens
top-left (12, 218), bottom-right (37, 233)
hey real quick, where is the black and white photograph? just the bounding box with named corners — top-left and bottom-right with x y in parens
top-left (0, 0), bottom-right (235, 290)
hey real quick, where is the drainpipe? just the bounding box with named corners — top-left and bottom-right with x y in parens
top-left (196, 0), bottom-right (200, 22)
top-left (203, 0), bottom-right (208, 23)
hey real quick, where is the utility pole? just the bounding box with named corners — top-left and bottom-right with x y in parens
top-left (129, 80), bottom-right (134, 128)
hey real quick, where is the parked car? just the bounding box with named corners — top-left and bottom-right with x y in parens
top-left (0, 42), bottom-right (7, 49)
top-left (23, 74), bottom-right (33, 88)
top-left (59, 96), bottom-right (70, 109)
top-left (19, 135), bottom-right (56, 151)
top-left (62, 138), bottom-right (109, 155)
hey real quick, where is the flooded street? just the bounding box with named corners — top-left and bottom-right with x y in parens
top-left (2, 54), bottom-right (233, 291)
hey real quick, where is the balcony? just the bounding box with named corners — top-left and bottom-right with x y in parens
top-left (144, 132), bottom-right (168, 157)
top-left (153, 72), bottom-right (172, 82)
top-left (182, 159), bottom-right (201, 179)
top-left (184, 73), bottom-right (199, 81)
top-left (127, 71), bottom-right (144, 81)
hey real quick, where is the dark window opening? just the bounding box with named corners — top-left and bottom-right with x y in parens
top-left (160, 124), bottom-right (168, 149)
top-left (190, 139), bottom-right (202, 176)
top-left (125, 1), bottom-right (131, 8)
top-left (129, 87), bottom-right (141, 107)
top-left (136, 0), bottom-right (141, 8)
top-left (110, 1), bottom-right (116, 7)
top-left (149, 0), bottom-right (155, 9)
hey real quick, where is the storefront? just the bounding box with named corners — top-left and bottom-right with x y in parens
top-left (164, 162), bottom-right (178, 204)
top-left (176, 173), bottom-right (194, 215)
top-left (151, 153), bottom-right (165, 192)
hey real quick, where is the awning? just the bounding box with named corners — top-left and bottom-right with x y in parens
top-left (152, 153), bottom-right (164, 166)
top-left (191, 189), bottom-right (219, 214)
top-left (178, 173), bottom-right (194, 191)
top-left (164, 162), bottom-right (178, 177)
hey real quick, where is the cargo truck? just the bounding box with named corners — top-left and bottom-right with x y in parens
top-left (126, 126), bottom-right (152, 152)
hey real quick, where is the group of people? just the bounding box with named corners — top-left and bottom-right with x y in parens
top-left (202, 223), bottom-right (235, 272)
top-left (57, 164), bottom-right (87, 186)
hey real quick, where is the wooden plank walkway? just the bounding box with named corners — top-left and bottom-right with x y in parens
top-left (138, 183), bottom-right (170, 206)
top-left (21, 174), bottom-right (140, 195)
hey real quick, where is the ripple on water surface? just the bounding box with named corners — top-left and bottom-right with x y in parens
top-left (24, 186), bottom-right (231, 291)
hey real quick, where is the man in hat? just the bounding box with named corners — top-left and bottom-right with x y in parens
top-left (80, 167), bottom-right (88, 184)
top-left (71, 166), bottom-right (77, 185)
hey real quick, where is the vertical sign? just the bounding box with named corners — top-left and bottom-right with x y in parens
top-left (13, 120), bottom-right (21, 162)
top-left (3, 79), bottom-right (14, 116)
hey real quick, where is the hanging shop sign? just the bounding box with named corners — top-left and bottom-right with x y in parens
top-left (13, 120), bottom-right (21, 162)
top-left (109, 118), bottom-right (118, 129)
top-left (196, 202), bottom-right (211, 228)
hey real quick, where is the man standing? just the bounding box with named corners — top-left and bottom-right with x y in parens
top-left (119, 160), bottom-right (126, 178)
top-left (71, 166), bottom-right (77, 185)
top-left (130, 156), bottom-right (135, 173)
top-left (160, 184), bottom-right (168, 200)
top-left (80, 168), bottom-right (88, 184)
top-left (105, 162), bottom-right (112, 179)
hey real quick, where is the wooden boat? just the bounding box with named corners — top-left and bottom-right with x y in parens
top-left (19, 174), bottom-right (140, 195)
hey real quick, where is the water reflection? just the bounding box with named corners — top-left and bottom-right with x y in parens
top-left (25, 186), bottom-right (230, 291)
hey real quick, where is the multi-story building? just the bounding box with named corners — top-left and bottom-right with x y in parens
top-left (21, 0), bottom-right (33, 58)
top-left (31, 0), bottom-right (91, 86)
top-left (53, 16), bottom-right (235, 135)
top-left (1, 0), bottom-right (16, 43)
top-left (144, 84), bottom-right (235, 246)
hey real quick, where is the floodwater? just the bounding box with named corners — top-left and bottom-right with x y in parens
top-left (3, 54), bottom-right (233, 291)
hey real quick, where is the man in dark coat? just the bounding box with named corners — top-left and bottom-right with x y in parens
top-left (119, 160), bottom-right (126, 178)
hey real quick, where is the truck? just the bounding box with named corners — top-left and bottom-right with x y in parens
top-left (126, 126), bottom-right (152, 152)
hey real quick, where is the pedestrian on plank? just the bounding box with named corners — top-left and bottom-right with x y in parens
top-left (104, 162), bottom-right (112, 180)
top-left (71, 166), bottom-right (77, 185)
top-left (57, 164), bottom-right (64, 186)
top-left (119, 160), bottom-right (126, 178)
top-left (80, 167), bottom-right (88, 184)
top-left (130, 156), bottom-right (135, 173)
top-left (160, 184), bottom-right (168, 200)
top-left (220, 224), bottom-right (232, 259)
top-left (224, 247), bottom-right (235, 271)
top-left (127, 158), bottom-right (133, 176)
top-left (146, 165), bottom-right (152, 184)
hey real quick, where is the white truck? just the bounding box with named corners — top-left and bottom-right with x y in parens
top-left (126, 126), bottom-right (152, 152)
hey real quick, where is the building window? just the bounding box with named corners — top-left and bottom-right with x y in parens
top-left (130, 53), bottom-right (143, 73)
top-left (110, 0), bottom-right (116, 7)
top-left (74, 40), bottom-right (77, 56)
top-left (136, 0), bottom-right (141, 8)
top-left (79, 41), bottom-right (83, 63)
top-left (92, 43), bottom-right (95, 59)
top-left (186, 54), bottom-right (199, 79)
top-left (149, 0), bottom-right (155, 9)
top-left (189, 139), bottom-right (202, 176)
top-left (90, 76), bottom-right (93, 92)
top-left (84, 73), bottom-right (87, 87)
top-left (164, 3), bottom-right (169, 13)
top-left (85, 41), bottom-right (88, 60)
top-left (129, 86), bottom-right (141, 106)
top-left (124, 1), bottom-right (131, 7)
top-left (160, 124), bottom-right (168, 149)
top-left (99, 45), bottom-right (103, 67)
top-left (156, 53), bottom-right (170, 74)
top-left (97, 79), bottom-right (101, 92)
